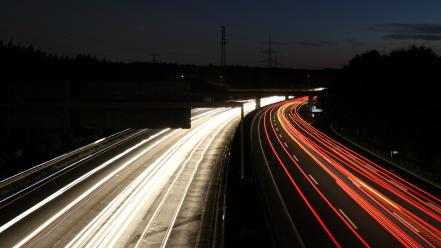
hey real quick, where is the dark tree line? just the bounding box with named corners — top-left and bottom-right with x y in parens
top-left (0, 41), bottom-right (336, 179)
top-left (326, 46), bottom-right (441, 174)
top-left (0, 41), bottom-right (335, 90)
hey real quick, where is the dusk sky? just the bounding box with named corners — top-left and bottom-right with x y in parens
top-left (1, 0), bottom-right (441, 68)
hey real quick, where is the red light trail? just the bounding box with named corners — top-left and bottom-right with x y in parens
top-left (260, 97), bottom-right (441, 247)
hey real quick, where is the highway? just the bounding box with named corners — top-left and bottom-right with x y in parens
top-left (0, 97), bottom-right (283, 247)
top-left (251, 97), bottom-right (441, 247)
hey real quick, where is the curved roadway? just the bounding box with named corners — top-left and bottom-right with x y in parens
top-left (251, 97), bottom-right (441, 248)
top-left (0, 99), bottom-right (284, 248)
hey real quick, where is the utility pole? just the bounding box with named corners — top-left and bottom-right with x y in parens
top-left (220, 25), bottom-right (227, 67)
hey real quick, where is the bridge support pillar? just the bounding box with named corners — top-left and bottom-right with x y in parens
top-left (255, 97), bottom-right (261, 109)
top-left (240, 104), bottom-right (245, 180)
top-left (285, 95), bottom-right (289, 100)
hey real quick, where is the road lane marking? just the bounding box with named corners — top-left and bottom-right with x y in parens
top-left (338, 209), bottom-right (358, 230)
top-left (284, 142), bottom-right (288, 147)
top-left (254, 109), bottom-right (306, 248)
top-left (276, 127), bottom-right (278, 131)
top-left (159, 118), bottom-right (232, 248)
top-left (393, 212), bottom-right (419, 233)
top-left (67, 108), bottom-right (237, 247)
top-left (308, 174), bottom-right (319, 185)
top-left (279, 134), bottom-right (282, 138)
top-left (292, 154), bottom-right (299, 162)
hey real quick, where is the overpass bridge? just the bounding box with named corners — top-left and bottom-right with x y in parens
top-left (1, 80), bottom-right (324, 129)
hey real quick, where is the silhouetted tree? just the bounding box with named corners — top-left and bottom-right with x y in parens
top-left (328, 46), bottom-right (441, 173)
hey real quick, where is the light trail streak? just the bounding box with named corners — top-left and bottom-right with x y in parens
top-left (265, 97), bottom-right (441, 247)
top-left (288, 101), bottom-right (436, 246)
top-left (4, 107), bottom-right (224, 245)
top-left (66, 97), bottom-right (283, 247)
top-left (67, 109), bottom-right (240, 247)
top-left (2, 97), bottom-right (285, 247)
top-left (0, 129), bottom-right (148, 207)
top-left (11, 128), bottom-right (175, 247)
top-left (0, 128), bottom-right (133, 190)
top-left (287, 102), bottom-right (441, 213)
top-left (263, 106), bottom-right (343, 248)
top-left (286, 100), bottom-right (441, 242)
top-left (0, 129), bottom-right (169, 234)
top-left (159, 116), bottom-right (234, 248)
top-left (266, 104), bottom-right (369, 247)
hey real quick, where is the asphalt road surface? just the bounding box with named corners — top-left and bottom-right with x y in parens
top-left (251, 97), bottom-right (441, 248)
top-left (0, 97), bottom-right (284, 247)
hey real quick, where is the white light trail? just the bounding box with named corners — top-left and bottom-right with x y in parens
top-left (67, 106), bottom-right (241, 247)
top-left (11, 129), bottom-right (175, 247)
top-left (6, 97), bottom-right (283, 247)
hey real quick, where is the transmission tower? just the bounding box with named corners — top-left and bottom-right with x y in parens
top-left (263, 35), bottom-right (276, 68)
top-left (220, 26), bottom-right (227, 67)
